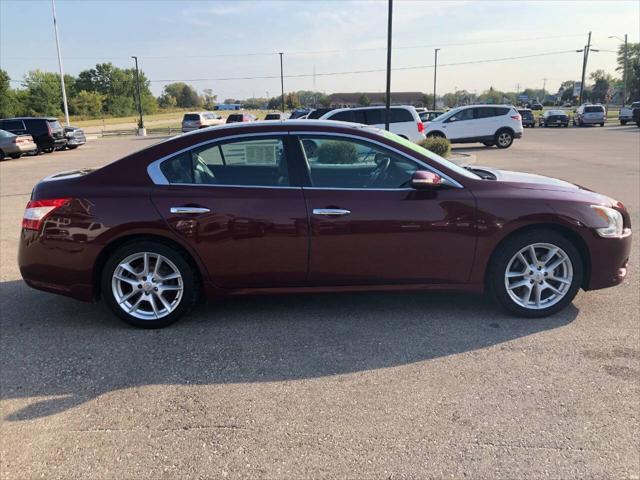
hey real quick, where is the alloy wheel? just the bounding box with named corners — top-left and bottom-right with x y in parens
top-left (497, 132), bottom-right (512, 147)
top-left (111, 252), bottom-right (184, 320)
top-left (504, 243), bottom-right (573, 310)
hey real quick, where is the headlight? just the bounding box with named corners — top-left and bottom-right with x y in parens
top-left (590, 205), bottom-right (624, 237)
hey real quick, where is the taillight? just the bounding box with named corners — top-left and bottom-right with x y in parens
top-left (511, 114), bottom-right (521, 121)
top-left (417, 122), bottom-right (425, 133)
top-left (22, 198), bottom-right (71, 231)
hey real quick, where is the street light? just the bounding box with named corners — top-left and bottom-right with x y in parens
top-left (384, 0), bottom-right (393, 131)
top-left (433, 48), bottom-right (440, 111)
top-left (609, 34), bottom-right (628, 107)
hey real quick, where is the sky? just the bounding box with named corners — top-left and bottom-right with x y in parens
top-left (1, 0), bottom-right (638, 100)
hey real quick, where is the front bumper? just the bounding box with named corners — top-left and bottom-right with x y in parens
top-left (66, 137), bottom-right (86, 146)
top-left (585, 230), bottom-right (633, 290)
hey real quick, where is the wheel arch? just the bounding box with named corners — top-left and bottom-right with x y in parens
top-left (426, 130), bottom-right (446, 138)
top-left (92, 233), bottom-right (205, 300)
top-left (494, 126), bottom-right (515, 136)
top-left (484, 223), bottom-right (591, 290)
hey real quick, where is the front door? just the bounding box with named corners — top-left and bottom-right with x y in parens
top-left (296, 134), bottom-right (477, 286)
top-left (441, 107), bottom-right (475, 140)
top-left (151, 135), bottom-right (309, 289)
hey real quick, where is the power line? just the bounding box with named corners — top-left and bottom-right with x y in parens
top-left (1, 32), bottom-right (588, 61)
top-left (146, 49), bottom-right (579, 83)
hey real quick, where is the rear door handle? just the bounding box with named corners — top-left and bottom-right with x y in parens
top-left (312, 208), bottom-right (351, 216)
top-left (170, 207), bottom-right (211, 214)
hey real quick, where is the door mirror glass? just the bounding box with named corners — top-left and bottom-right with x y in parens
top-left (411, 170), bottom-right (442, 189)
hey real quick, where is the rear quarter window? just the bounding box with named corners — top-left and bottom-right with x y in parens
top-left (389, 109), bottom-right (414, 123)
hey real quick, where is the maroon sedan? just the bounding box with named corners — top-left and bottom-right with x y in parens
top-left (18, 121), bottom-right (632, 328)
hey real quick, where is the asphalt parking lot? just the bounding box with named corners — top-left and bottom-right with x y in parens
top-left (1, 125), bottom-right (639, 479)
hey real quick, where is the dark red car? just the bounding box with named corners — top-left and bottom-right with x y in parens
top-left (19, 121), bottom-right (632, 328)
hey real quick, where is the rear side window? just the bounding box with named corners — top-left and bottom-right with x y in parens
top-left (584, 106), bottom-right (604, 113)
top-left (47, 120), bottom-right (62, 130)
top-left (365, 109), bottom-right (384, 124)
top-left (160, 138), bottom-right (289, 187)
top-left (389, 108), bottom-right (414, 123)
top-left (227, 114), bottom-right (243, 122)
top-left (494, 107), bottom-right (510, 116)
top-left (1, 120), bottom-right (25, 131)
top-left (329, 110), bottom-right (366, 123)
top-left (476, 107), bottom-right (496, 119)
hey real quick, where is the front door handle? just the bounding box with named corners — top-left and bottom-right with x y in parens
top-left (312, 208), bottom-right (351, 216)
top-left (170, 207), bottom-right (211, 214)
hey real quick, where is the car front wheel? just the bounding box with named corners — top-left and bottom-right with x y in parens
top-left (490, 230), bottom-right (583, 317)
top-left (101, 241), bottom-right (198, 328)
top-left (495, 130), bottom-right (514, 149)
top-left (620, 120), bottom-right (627, 125)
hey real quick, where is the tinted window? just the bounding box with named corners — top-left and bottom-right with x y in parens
top-left (365, 108), bottom-right (384, 124)
top-left (226, 114), bottom-right (243, 123)
top-left (389, 108), bottom-right (414, 123)
top-left (494, 107), bottom-right (510, 116)
top-left (476, 107), bottom-right (496, 119)
top-left (300, 136), bottom-right (422, 189)
top-left (1, 120), bottom-right (25, 131)
top-left (308, 108), bottom-right (334, 119)
top-left (183, 114), bottom-right (200, 121)
top-left (161, 138), bottom-right (289, 187)
top-left (584, 106), bottom-right (604, 113)
top-left (47, 120), bottom-right (62, 130)
top-left (264, 114), bottom-right (281, 120)
top-left (329, 111), bottom-right (353, 122)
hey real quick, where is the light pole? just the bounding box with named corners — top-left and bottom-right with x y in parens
top-left (51, 0), bottom-right (70, 126)
top-left (279, 52), bottom-right (285, 113)
top-left (131, 56), bottom-right (145, 135)
top-left (384, 0), bottom-right (393, 131)
top-left (609, 34), bottom-right (628, 107)
top-left (433, 48), bottom-right (440, 111)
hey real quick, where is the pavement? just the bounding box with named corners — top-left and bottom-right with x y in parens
top-left (1, 125), bottom-right (639, 479)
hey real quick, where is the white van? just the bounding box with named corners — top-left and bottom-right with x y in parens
top-left (319, 106), bottom-right (426, 143)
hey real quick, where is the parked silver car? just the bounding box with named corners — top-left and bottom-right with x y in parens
top-left (0, 129), bottom-right (37, 160)
top-left (64, 126), bottom-right (86, 149)
top-left (573, 104), bottom-right (606, 127)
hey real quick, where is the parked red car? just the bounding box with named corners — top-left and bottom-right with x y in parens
top-left (19, 121), bottom-right (632, 328)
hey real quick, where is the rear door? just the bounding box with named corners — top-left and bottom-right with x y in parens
top-left (150, 135), bottom-right (309, 288)
top-left (295, 133), bottom-right (476, 285)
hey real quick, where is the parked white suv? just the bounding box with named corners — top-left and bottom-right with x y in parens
top-left (319, 106), bottom-right (426, 143)
top-left (181, 112), bottom-right (224, 132)
top-left (423, 105), bottom-right (523, 148)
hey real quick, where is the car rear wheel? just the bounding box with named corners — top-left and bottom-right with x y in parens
top-left (0, 150), bottom-right (5, 161)
top-left (67, 145), bottom-right (78, 149)
top-left (489, 230), bottom-right (583, 318)
top-left (495, 130), bottom-right (514, 149)
top-left (101, 241), bottom-right (198, 328)
top-left (620, 120), bottom-right (627, 125)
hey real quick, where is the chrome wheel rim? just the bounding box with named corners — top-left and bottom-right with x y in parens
top-left (504, 243), bottom-right (573, 310)
top-left (498, 132), bottom-right (512, 147)
top-left (112, 252), bottom-right (183, 320)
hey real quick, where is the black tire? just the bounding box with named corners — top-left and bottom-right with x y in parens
top-left (494, 129), bottom-right (514, 149)
top-left (482, 141), bottom-right (495, 147)
top-left (489, 229), bottom-right (583, 318)
top-left (620, 120), bottom-right (627, 126)
top-left (600, 123), bottom-right (605, 127)
top-left (101, 240), bottom-right (198, 328)
top-left (0, 150), bottom-right (5, 161)
top-left (530, 123), bottom-right (535, 128)
top-left (10, 153), bottom-right (22, 159)
top-left (43, 147), bottom-right (54, 153)
top-left (67, 145), bottom-right (78, 149)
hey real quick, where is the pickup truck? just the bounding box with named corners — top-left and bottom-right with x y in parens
top-left (618, 101), bottom-right (640, 125)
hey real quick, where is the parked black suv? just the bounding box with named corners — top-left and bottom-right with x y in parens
top-left (0, 117), bottom-right (67, 154)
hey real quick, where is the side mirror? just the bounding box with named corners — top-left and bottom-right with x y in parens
top-left (411, 170), bottom-right (442, 189)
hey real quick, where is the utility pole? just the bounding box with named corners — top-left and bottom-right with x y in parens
top-left (384, 0), bottom-right (393, 131)
top-left (433, 48), bottom-right (440, 111)
top-left (279, 52), bottom-right (285, 113)
top-left (51, 0), bottom-right (70, 126)
top-left (578, 31), bottom-right (592, 105)
top-left (542, 78), bottom-right (547, 97)
top-left (131, 56), bottom-right (145, 135)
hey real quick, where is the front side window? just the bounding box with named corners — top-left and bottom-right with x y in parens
top-left (448, 108), bottom-right (474, 122)
top-left (160, 137), bottom-right (289, 187)
top-left (300, 136), bottom-right (423, 189)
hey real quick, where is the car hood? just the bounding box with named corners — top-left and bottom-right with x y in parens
top-left (468, 166), bottom-right (621, 207)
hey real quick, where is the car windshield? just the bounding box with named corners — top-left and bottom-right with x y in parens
top-left (380, 129), bottom-right (480, 180)
top-left (548, 110), bottom-right (565, 115)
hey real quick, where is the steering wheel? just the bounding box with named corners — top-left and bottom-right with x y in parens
top-left (366, 156), bottom-right (391, 187)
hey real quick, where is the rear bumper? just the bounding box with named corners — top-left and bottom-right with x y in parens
top-left (514, 131), bottom-right (523, 139)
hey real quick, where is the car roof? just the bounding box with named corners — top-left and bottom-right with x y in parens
top-left (4, 117), bottom-right (59, 121)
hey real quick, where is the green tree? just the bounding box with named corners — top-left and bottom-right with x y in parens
top-left (357, 93), bottom-right (370, 106)
top-left (201, 88), bottom-right (217, 110)
top-left (22, 70), bottom-right (63, 116)
top-left (617, 42), bottom-right (640, 102)
top-left (69, 90), bottom-right (104, 117)
top-left (0, 69), bottom-right (18, 117)
top-left (160, 82), bottom-right (201, 108)
top-left (285, 92), bottom-right (301, 109)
